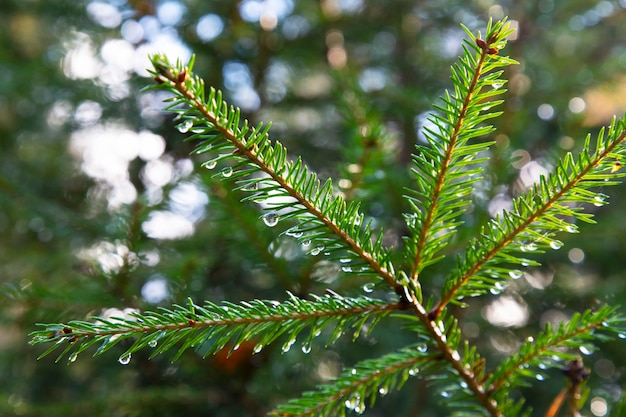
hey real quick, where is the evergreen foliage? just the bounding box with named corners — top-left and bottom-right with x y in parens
top-left (29, 18), bottom-right (626, 417)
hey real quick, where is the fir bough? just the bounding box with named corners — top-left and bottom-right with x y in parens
top-left (30, 18), bottom-right (626, 417)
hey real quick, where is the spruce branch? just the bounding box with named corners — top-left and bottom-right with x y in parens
top-left (148, 55), bottom-right (400, 291)
top-left (404, 19), bottom-right (517, 280)
top-left (486, 306), bottom-right (626, 397)
top-left (29, 294), bottom-right (401, 364)
top-left (269, 344), bottom-right (443, 417)
top-left (431, 116), bottom-right (626, 319)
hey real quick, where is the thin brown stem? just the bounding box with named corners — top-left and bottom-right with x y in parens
top-left (51, 301), bottom-right (404, 341)
top-left (160, 71), bottom-right (401, 293)
top-left (404, 296), bottom-right (502, 417)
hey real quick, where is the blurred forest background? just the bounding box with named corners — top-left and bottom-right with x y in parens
top-left (2, 0), bottom-right (626, 416)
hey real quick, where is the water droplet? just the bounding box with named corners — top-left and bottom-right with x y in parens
top-left (285, 227), bottom-right (303, 238)
top-left (262, 211), bottom-right (279, 227)
top-left (339, 258), bottom-right (351, 263)
top-left (310, 246), bottom-right (324, 256)
top-left (408, 368), bottom-right (419, 376)
top-left (341, 266), bottom-right (352, 273)
top-left (301, 344), bottom-right (311, 354)
top-left (232, 343), bottom-right (241, 351)
top-left (451, 350), bottom-right (461, 361)
top-left (362, 283), bottom-right (375, 293)
top-left (177, 119), bottom-right (193, 133)
top-left (593, 196), bottom-right (605, 207)
top-left (378, 387), bottom-right (388, 396)
top-left (351, 368), bottom-right (357, 375)
top-left (579, 345), bottom-right (594, 355)
top-left (521, 243), bottom-right (537, 252)
top-left (538, 363), bottom-right (548, 370)
top-left (118, 353), bottom-right (131, 365)
top-left (441, 391), bottom-right (451, 398)
top-left (148, 340), bottom-right (158, 348)
top-left (618, 333), bottom-right (626, 339)
top-left (221, 166), bottom-right (233, 178)
top-left (344, 395), bottom-right (363, 413)
top-left (253, 344), bottom-right (264, 354)
top-left (536, 373), bottom-right (545, 381)
top-left (240, 182), bottom-right (258, 192)
top-left (566, 225), bottom-right (577, 233)
top-left (416, 344), bottom-right (428, 353)
top-left (550, 240), bottom-right (563, 250)
top-left (204, 159), bottom-right (217, 170)
top-left (301, 240), bottom-right (311, 248)
top-left (282, 338), bottom-right (296, 353)
top-left (489, 283), bottom-right (504, 295)
top-left (509, 270), bottom-right (523, 279)
top-left (68, 353), bottom-right (78, 363)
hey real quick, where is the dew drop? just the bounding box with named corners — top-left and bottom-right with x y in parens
top-left (262, 211), bottom-right (280, 227)
top-left (301, 344), bottom-right (311, 354)
top-left (339, 258), bottom-right (351, 264)
top-left (285, 227), bottom-right (303, 238)
top-left (203, 160), bottom-right (217, 170)
top-left (68, 353), bottom-right (78, 363)
top-left (301, 240), bottom-right (311, 248)
top-left (177, 119), bottom-right (193, 133)
top-left (221, 166), bottom-right (233, 178)
top-left (378, 387), bottom-right (388, 396)
top-left (351, 368), bottom-right (357, 375)
top-left (408, 368), bottom-right (419, 376)
top-left (521, 243), bottom-right (537, 252)
top-left (148, 340), bottom-right (158, 348)
top-left (593, 196), bottom-right (605, 207)
top-left (341, 266), bottom-right (353, 273)
top-left (579, 345), bottom-right (594, 356)
top-left (618, 333), bottom-right (626, 339)
top-left (310, 246), bottom-right (324, 256)
top-left (345, 398), bottom-right (356, 410)
top-left (538, 363), bottom-right (548, 370)
top-left (536, 373), bottom-right (545, 381)
top-left (441, 391), bottom-right (451, 398)
top-left (362, 283), bottom-right (375, 293)
top-left (550, 240), bottom-right (563, 250)
top-left (509, 270), bottom-right (523, 279)
top-left (282, 338), bottom-right (296, 353)
top-left (491, 281), bottom-right (507, 294)
top-left (118, 353), bottom-right (131, 365)
top-left (344, 395), bottom-right (362, 413)
top-left (566, 225), bottom-right (577, 233)
top-left (241, 182), bottom-right (258, 192)
top-left (253, 344), bottom-right (264, 354)
top-left (416, 343), bottom-right (428, 353)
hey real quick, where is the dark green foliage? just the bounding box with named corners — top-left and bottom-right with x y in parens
top-left (27, 17), bottom-right (626, 417)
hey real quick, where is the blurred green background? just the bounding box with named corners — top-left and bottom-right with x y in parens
top-left (2, 0), bottom-right (626, 416)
